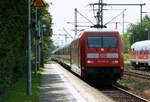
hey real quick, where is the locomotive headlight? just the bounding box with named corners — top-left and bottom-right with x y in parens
top-left (120, 67), bottom-right (124, 69)
top-left (112, 60), bottom-right (118, 64)
top-left (107, 53), bottom-right (118, 58)
top-left (87, 53), bottom-right (99, 58)
top-left (87, 60), bottom-right (94, 63)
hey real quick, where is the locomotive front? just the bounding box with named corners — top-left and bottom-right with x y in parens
top-left (80, 29), bottom-right (124, 80)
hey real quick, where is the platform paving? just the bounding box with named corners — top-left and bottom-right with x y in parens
top-left (39, 62), bottom-right (84, 102)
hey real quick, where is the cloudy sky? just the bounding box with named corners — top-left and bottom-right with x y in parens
top-left (45, 0), bottom-right (150, 46)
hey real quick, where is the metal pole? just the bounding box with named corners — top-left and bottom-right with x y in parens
top-left (122, 10), bottom-right (125, 35)
top-left (27, 0), bottom-right (32, 96)
top-left (100, 0), bottom-right (103, 26)
top-left (41, 27), bottom-right (44, 67)
top-left (97, 0), bottom-right (100, 26)
top-left (75, 8), bottom-right (77, 36)
top-left (115, 22), bottom-right (118, 29)
top-left (39, 21), bottom-right (41, 68)
top-left (140, 5), bottom-right (143, 27)
top-left (35, 8), bottom-right (38, 75)
top-left (148, 31), bottom-right (149, 40)
top-left (97, 0), bottom-right (103, 27)
top-left (37, 20), bottom-right (41, 68)
top-left (65, 34), bottom-right (67, 44)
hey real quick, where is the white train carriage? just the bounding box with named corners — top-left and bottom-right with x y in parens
top-left (130, 40), bottom-right (150, 69)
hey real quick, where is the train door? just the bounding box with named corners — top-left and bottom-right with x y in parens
top-left (77, 39), bottom-right (81, 68)
top-left (70, 42), bottom-right (73, 65)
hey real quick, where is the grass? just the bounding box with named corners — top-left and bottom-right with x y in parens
top-left (2, 69), bottom-right (44, 102)
top-left (124, 53), bottom-right (130, 64)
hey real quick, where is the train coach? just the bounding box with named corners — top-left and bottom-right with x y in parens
top-left (130, 40), bottom-right (150, 69)
top-left (52, 28), bottom-right (124, 82)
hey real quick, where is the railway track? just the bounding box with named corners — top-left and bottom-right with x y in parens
top-left (124, 63), bottom-right (150, 80)
top-left (124, 70), bottom-right (150, 80)
top-left (99, 84), bottom-right (150, 102)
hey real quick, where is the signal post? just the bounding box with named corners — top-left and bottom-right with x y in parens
top-left (27, 0), bottom-right (45, 96)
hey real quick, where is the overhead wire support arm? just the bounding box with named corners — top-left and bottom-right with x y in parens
top-left (105, 3), bottom-right (146, 6)
top-left (104, 3), bottom-right (146, 27)
top-left (89, 3), bottom-right (146, 6)
top-left (76, 25), bottom-right (91, 27)
top-left (63, 27), bottom-right (74, 39)
top-left (104, 9), bottom-right (126, 26)
top-left (89, 3), bottom-right (107, 6)
top-left (76, 9), bottom-right (95, 25)
top-left (89, 2), bottom-right (146, 28)
top-left (67, 22), bottom-right (91, 24)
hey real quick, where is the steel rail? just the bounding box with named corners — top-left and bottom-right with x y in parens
top-left (125, 70), bottom-right (150, 80)
top-left (112, 84), bottom-right (150, 102)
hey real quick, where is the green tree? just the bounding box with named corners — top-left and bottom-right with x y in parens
top-left (0, 0), bottom-right (28, 93)
top-left (127, 15), bottom-right (150, 45)
top-left (33, 4), bottom-right (53, 67)
top-left (0, 1), bottom-right (53, 94)
top-left (122, 34), bottom-right (130, 53)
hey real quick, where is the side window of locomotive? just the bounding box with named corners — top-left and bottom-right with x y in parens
top-left (103, 37), bottom-right (117, 48)
top-left (87, 37), bottom-right (102, 48)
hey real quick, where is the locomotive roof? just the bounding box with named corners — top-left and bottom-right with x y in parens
top-left (83, 28), bottom-right (118, 32)
top-left (76, 28), bottom-right (119, 38)
top-left (131, 40), bottom-right (150, 51)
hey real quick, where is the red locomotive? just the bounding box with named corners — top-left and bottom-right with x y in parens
top-left (52, 28), bottom-right (124, 82)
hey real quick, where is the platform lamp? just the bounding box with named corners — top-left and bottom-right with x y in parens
top-left (144, 28), bottom-right (150, 40)
top-left (40, 24), bottom-right (46, 67)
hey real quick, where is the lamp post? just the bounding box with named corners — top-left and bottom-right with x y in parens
top-left (41, 24), bottom-right (46, 67)
top-left (144, 28), bottom-right (150, 40)
top-left (35, 8), bottom-right (38, 75)
top-left (27, 0), bottom-right (32, 96)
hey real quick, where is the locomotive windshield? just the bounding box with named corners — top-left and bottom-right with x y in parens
top-left (87, 36), bottom-right (117, 48)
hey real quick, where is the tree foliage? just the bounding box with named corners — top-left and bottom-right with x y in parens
top-left (33, 4), bottom-right (53, 66)
top-left (0, 1), bottom-right (53, 94)
top-left (127, 15), bottom-right (150, 44)
top-left (121, 34), bottom-right (130, 53)
top-left (122, 15), bottom-right (150, 54)
top-left (0, 0), bottom-right (28, 93)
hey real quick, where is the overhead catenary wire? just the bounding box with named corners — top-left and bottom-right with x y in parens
top-left (89, 2), bottom-right (146, 27)
top-left (76, 9), bottom-right (95, 25)
top-left (63, 27), bottom-right (74, 39)
top-left (104, 9), bottom-right (126, 26)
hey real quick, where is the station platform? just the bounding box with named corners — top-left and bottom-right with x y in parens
top-left (39, 61), bottom-right (114, 102)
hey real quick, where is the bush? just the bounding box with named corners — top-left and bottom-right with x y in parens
top-left (124, 53), bottom-right (130, 63)
top-left (0, 0), bottom-right (27, 93)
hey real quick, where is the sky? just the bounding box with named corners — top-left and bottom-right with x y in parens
top-left (45, 0), bottom-right (150, 46)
